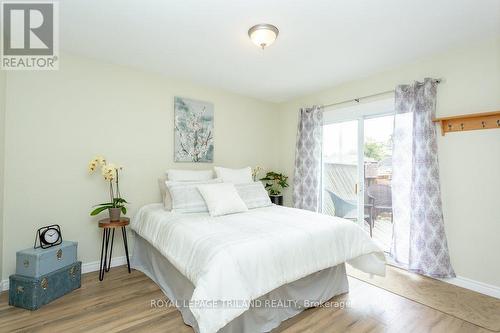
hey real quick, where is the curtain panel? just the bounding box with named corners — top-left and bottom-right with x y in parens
top-left (293, 106), bottom-right (323, 212)
top-left (391, 78), bottom-right (455, 278)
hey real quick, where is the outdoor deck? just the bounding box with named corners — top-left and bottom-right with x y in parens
top-left (323, 162), bottom-right (394, 254)
top-left (362, 217), bottom-right (392, 253)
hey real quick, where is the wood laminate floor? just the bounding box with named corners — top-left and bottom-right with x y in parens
top-left (0, 266), bottom-right (494, 333)
top-left (348, 265), bottom-right (500, 331)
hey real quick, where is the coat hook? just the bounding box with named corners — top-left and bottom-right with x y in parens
top-left (460, 123), bottom-right (464, 130)
top-left (497, 119), bottom-right (500, 127)
top-left (481, 121), bottom-right (486, 128)
top-left (447, 124), bottom-right (452, 130)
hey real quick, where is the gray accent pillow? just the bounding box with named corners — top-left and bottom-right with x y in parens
top-left (166, 179), bottom-right (222, 213)
top-left (235, 182), bottom-right (273, 209)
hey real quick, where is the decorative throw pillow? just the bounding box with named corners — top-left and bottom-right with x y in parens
top-left (235, 182), bottom-right (273, 209)
top-left (197, 183), bottom-right (248, 217)
top-left (166, 179), bottom-right (221, 213)
top-left (166, 169), bottom-right (214, 181)
top-left (213, 166), bottom-right (253, 184)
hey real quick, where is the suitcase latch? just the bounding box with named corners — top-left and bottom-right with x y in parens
top-left (56, 249), bottom-right (63, 260)
top-left (69, 266), bottom-right (77, 279)
top-left (41, 278), bottom-right (48, 290)
top-left (23, 259), bottom-right (29, 268)
top-left (16, 286), bottom-right (24, 294)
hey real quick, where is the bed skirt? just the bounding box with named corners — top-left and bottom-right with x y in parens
top-left (131, 233), bottom-right (349, 333)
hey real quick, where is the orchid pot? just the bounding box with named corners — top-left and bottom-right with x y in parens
top-left (108, 208), bottom-right (121, 222)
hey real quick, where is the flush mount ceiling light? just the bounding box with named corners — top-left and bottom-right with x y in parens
top-left (248, 24), bottom-right (279, 49)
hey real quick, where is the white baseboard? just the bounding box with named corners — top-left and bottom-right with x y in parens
top-left (386, 256), bottom-right (500, 299)
top-left (81, 256), bottom-right (128, 274)
top-left (439, 276), bottom-right (500, 299)
top-left (0, 256), bottom-right (128, 292)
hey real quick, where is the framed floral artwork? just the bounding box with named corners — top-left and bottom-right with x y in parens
top-left (174, 96), bottom-right (214, 162)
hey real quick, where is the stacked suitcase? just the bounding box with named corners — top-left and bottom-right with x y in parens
top-left (9, 241), bottom-right (81, 310)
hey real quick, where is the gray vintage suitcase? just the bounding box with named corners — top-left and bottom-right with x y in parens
top-left (16, 241), bottom-right (77, 278)
top-left (9, 261), bottom-right (81, 310)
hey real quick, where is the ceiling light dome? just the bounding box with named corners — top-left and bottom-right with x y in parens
top-left (248, 24), bottom-right (279, 49)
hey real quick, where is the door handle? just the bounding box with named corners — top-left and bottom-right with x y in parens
top-left (355, 183), bottom-right (358, 194)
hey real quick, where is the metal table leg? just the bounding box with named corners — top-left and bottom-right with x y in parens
top-left (99, 226), bottom-right (131, 281)
top-left (105, 229), bottom-right (115, 272)
top-left (99, 229), bottom-right (108, 281)
top-left (122, 227), bottom-right (131, 273)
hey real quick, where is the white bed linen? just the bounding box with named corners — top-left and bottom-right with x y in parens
top-left (132, 234), bottom-right (349, 333)
top-left (132, 203), bottom-right (385, 333)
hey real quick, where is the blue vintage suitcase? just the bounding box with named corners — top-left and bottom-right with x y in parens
top-left (16, 241), bottom-right (78, 278)
top-left (9, 261), bottom-right (81, 310)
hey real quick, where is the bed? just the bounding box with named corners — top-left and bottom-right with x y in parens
top-left (131, 203), bottom-right (385, 333)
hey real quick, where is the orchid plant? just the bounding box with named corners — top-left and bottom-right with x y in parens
top-left (88, 156), bottom-right (128, 216)
top-left (252, 166), bottom-right (263, 181)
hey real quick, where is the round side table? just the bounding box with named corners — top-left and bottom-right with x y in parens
top-left (98, 217), bottom-right (131, 281)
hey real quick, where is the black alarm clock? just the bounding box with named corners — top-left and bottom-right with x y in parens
top-left (34, 225), bottom-right (63, 249)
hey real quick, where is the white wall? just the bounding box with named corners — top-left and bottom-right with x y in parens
top-left (277, 38), bottom-right (500, 287)
top-left (1, 54), bottom-right (279, 280)
top-left (0, 71), bottom-right (5, 281)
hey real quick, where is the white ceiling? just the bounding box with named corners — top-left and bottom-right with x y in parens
top-left (60, 0), bottom-right (500, 102)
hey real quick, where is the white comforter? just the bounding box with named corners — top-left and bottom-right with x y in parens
top-left (132, 204), bottom-right (385, 333)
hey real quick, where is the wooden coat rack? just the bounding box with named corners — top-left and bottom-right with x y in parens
top-left (432, 110), bottom-right (500, 136)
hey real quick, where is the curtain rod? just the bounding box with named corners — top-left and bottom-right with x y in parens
top-left (321, 78), bottom-right (442, 109)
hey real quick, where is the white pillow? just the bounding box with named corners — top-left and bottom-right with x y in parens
top-left (214, 166), bottom-right (252, 184)
top-left (167, 179), bottom-right (221, 213)
top-left (158, 177), bottom-right (172, 210)
top-left (197, 183), bottom-right (248, 217)
top-left (166, 169), bottom-right (214, 181)
top-left (235, 182), bottom-right (273, 209)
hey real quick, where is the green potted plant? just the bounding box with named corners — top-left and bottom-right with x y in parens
top-left (260, 171), bottom-right (289, 206)
top-left (88, 156), bottom-right (128, 221)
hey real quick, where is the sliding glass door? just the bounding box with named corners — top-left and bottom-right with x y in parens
top-left (363, 115), bottom-right (394, 251)
top-left (322, 100), bottom-right (394, 252)
top-left (322, 120), bottom-right (361, 222)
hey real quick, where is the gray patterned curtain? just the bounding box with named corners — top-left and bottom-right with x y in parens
top-left (391, 78), bottom-right (455, 278)
top-left (293, 106), bottom-right (323, 212)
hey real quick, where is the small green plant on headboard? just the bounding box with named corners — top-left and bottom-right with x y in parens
top-left (260, 171), bottom-right (289, 196)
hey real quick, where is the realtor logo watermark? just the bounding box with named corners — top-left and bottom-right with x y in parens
top-left (1, 1), bottom-right (59, 70)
